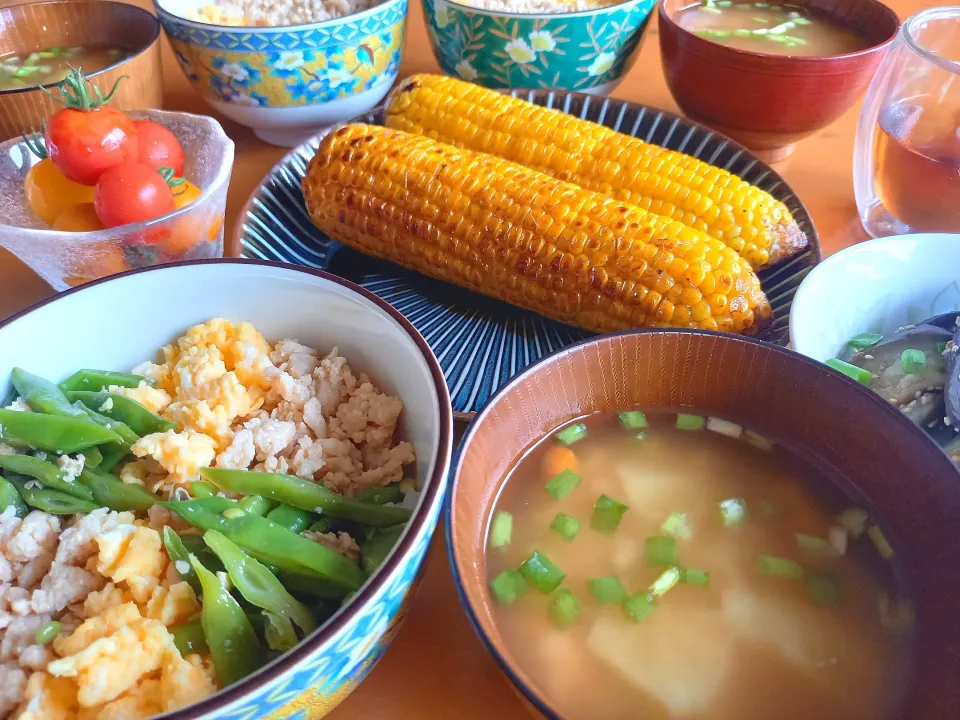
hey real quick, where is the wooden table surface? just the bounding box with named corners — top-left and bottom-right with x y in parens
top-left (0, 0), bottom-right (930, 715)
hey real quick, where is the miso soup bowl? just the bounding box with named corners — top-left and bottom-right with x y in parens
top-left (658, 0), bottom-right (900, 162)
top-left (448, 330), bottom-right (960, 718)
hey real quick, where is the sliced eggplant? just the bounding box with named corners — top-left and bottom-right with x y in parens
top-left (901, 391), bottom-right (945, 429)
top-left (849, 325), bottom-right (951, 406)
top-left (943, 323), bottom-right (960, 429)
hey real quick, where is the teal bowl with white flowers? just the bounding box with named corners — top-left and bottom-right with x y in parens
top-left (422, 0), bottom-right (655, 94)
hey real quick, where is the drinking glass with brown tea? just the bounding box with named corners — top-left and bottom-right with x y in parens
top-left (853, 6), bottom-right (960, 237)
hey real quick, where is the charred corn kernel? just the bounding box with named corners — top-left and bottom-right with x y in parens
top-left (385, 74), bottom-right (808, 269)
top-left (302, 124), bottom-right (772, 335)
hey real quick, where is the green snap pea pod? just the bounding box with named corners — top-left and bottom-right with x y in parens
top-left (263, 611), bottom-right (297, 651)
top-left (66, 391), bottom-right (176, 436)
top-left (97, 446), bottom-right (129, 473)
top-left (164, 499), bottom-right (366, 591)
top-left (78, 468), bottom-right (154, 511)
top-left (238, 495), bottom-right (276, 516)
top-left (360, 525), bottom-right (406, 575)
top-left (0, 475), bottom-right (28, 517)
top-left (80, 446), bottom-right (102, 468)
top-left (189, 553), bottom-right (262, 687)
top-left (200, 468), bottom-right (412, 528)
top-left (162, 527), bottom-right (202, 595)
top-left (307, 517), bottom-right (335, 533)
top-left (0, 409), bottom-right (123, 453)
top-left (179, 532), bottom-right (227, 574)
top-left (11, 368), bottom-right (87, 419)
top-left (0, 454), bottom-right (94, 500)
top-left (172, 616), bottom-right (208, 656)
top-left (189, 481), bottom-right (217, 498)
top-left (355, 483), bottom-right (403, 505)
top-left (59, 370), bottom-right (152, 393)
top-left (279, 572), bottom-right (348, 600)
top-left (72, 402), bottom-right (139, 446)
top-left (265, 505), bottom-right (313, 534)
top-left (7, 475), bottom-right (100, 514)
top-left (204, 529), bottom-right (318, 636)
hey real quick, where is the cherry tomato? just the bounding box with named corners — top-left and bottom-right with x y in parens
top-left (133, 120), bottom-right (185, 176)
top-left (94, 163), bottom-right (175, 229)
top-left (24, 159), bottom-right (95, 225)
top-left (173, 180), bottom-right (202, 210)
top-left (45, 106), bottom-right (139, 185)
top-left (64, 241), bottom-right (130, 287)
top-left (51, 203), bottom-right (106, 232)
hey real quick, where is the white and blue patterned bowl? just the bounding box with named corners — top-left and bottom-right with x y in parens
top-left (0, 259), bottom-right (454, 720)
top-left (154, 0), bottom-right (407, 147)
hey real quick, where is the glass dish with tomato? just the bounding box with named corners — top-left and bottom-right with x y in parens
top-left (0, 69), bottom-right (233, 290)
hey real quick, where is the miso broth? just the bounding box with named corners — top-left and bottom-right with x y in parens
top-left (0, 45), bottom-right (132, 91)
top-left (485, 412), bottom-right (913, 720)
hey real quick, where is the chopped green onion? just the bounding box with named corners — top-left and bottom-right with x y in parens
top-left (937, 341), bottom-right (948, 355)
top-left (743, 429), bottom-right (773, 451)
top-left (807, 572), bottom-right (842, 606)
top-left (900, 349), bottom-right (926, 375)
top-left (490, 569), bottom-right (527, 606)
top-left (554, 422), bottom-right (587, 445)
top-left (680, 567), bottom-right (710, 587)
top-left (826, 358), bottom-right (873, 384)
top-left (549, 588), bottom-right (581, 629)
top-left (676, 413), bottom-right (705, 431)
top-left (660, 511), bottom-right (691, 539)
top-left (834, 507), bottom-right (869, 538)
top-left (645, 535), bottom-right (678, 566)
top-left (545, 469), bottom-right (580, 500)
top-left (520, 551), bottom-right (566, 594)
top-left (35, 620), bottom-right (61, 645)
top-left (589, 576), bottom-right (627, 605)
top-left (649, 567), bottom-right (681, 596)
top-left (550, 513), bottom-right (580, 541)
top-left (590, 495), bottom-right (629, 535)
top-left (867, 525), bottom-right (894, 559)
top-left (622, 592), bottom-right (657, 623)
top-left (706, 417), bottom-right (743, 438)
top-left (618, 411), bottom-right (648, 430)
top-left (759, 499), bottom-right (785, 517)
top-left (795, 532), bottom-right (830, 552)
top-left (847, 332), bottom-right (882, 350)
top-left (758, 555), bottom-right (804, 579)
top-left (719, 497), bottom-right (747, 527)
top-left (489, 511), bottom-right (513, 549)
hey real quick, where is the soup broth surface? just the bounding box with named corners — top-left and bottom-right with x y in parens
top-left (676, 1), bottom-right (869, 56)
top-left (0, 45), bottom-right (132, 91)
top-left (485, 412), bottom-right (912, 720)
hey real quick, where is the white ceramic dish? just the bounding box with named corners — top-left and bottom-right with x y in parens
top-left (0, 259), bottom-right (453, 719)
top-left (790, 233), bottom-right (960, 362)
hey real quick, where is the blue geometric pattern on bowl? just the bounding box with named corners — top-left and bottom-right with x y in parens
top-left (238, 92), bottom-right (821, 417)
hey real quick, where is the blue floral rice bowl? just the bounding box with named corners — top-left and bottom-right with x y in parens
top-left (154, 0), bottom-right (406, 147)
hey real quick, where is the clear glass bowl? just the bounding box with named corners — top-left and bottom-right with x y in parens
top-left (0, 109), bottom-right (234, 290)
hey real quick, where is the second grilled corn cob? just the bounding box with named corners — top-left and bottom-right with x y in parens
top-left (302, 124), bottom-right (772, 335)
top-left (384, 74), bottom-right (808, 269)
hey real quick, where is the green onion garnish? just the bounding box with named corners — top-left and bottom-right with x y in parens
top-left (545, 469), bottom-right (581, 500)
top-left (550, 513), bottom-right (581, 541)
top-left (900, 349), bottom-right (926, 375)
top-left (489, 511), bottom-right (513, 549)
top-left (590, 495), bottom-right (629, 535)
top-left (622, 592), bottom-right (657, 623)
top-left (589, 576), bottom-right (627, 605)
top-left (680, 567), bottom-right (710, 587)
top-left (848, 332), bottom-right (882, 350)
top-left (490, 569), bottom-right (527, 605)
top-left (619, 411), bottom-right (648, 430)
top-left (649, 567), bottom-right (681, 596)
top-left (660, 511), bottom-right (692, 539)
top-left (826, 358), bottom-right (873, 384)
top-left (719, 497), bottom-right (747, 527)
top-left (549, 588), bottom-right (581, 630)
top-left (645, 535), bottom-right (679, 566)
top-left (807, 572), bottom-right (842, 606)
top-left (706, 417), bottom-right (743, 438)
top-left (795, 532), bottom-right (830, 552)
top-left (554, 422), bottom-right (587, 445)
top-left (835, 507), bottom-right (868, 538)
top-left (867, 525), bottom-right (894, 559)
top-left (676, 413), bottom-right (705, 431)
top-left (520, 551), bottom-right (566, 594)
top-left (758, 555), bottom-right (804, 579)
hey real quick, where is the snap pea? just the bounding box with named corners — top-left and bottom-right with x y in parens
top-left (307, 517), bottom-right (335, 533)
top-left (66, 391), bottom-right (176, 436)
top-left (59, 370), bottom-right (152, 393)
top-left (34, 620), bottom-right (61, 645)
top-left (279, 572), bottom-right (348, 600)
top-left (265, 505), bottom-right (313, 534)
top-left (11, 368), bottom-right (87, 419)
top-left (172, 616), bottom-right (208, 656)
top-left (360, 525), bottom-right (405, 575)
top-left (6, 475), bottom-right (100, 514)
top-left (0, 454), bottom-right (94, 500)
top-left (189, 481), bottom-right (217, 498)
top-left (204, 529), bottom-right (317, 636)
top-left (355, 483), bottom-right (403, 505)
top-left (80, 446), bottom-right (102, 468)
top-left (200, 468), bottom-right (412, 528)
top-left (0, 409), bottom-right (123, 453)
top-left (97, 446), bottom-right (129, 473)
top-left (72, 402), bottom-right (139, 446)
top-left (0, 475), bottom-right (28, 517)
top-left (263, 611), bottom-right (297, 651)
top-left (78, 468), bottom-right (154, 511)
top-left (178, 532), bottom-right (226, 574)
top-left (238, 495), bottom-right (275, 516)
top-left (189, 553), bottom-right (262, 687)
top-left (164, 499), bottom-right (367, 591)
top-left (162, 527), bottom-right (202, 595)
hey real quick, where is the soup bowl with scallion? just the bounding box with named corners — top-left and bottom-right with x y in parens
top-left (448, 329), bottom-right (960, 720)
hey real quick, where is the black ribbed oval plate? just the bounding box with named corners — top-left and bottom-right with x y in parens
top-left (237, 90), bottom-right (821, 419)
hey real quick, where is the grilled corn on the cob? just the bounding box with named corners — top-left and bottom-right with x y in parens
top-left (384, 74), bottom-right (807, 269)
top-left (302, 124), bottom-right (772, 335)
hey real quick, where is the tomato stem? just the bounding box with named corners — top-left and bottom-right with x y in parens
top-left (21, 125), bottom-right (47, 159)
top-left (158, 166), bottom-right (187, 190)
top-left (38, 66), bottom-right (126, 112)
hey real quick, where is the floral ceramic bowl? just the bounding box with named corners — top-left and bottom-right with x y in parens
top-left (154, 0), bottom-right (406, 147)
top-left (422, 0), bottom-right (655, 94)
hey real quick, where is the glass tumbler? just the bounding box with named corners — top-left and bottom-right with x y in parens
top-left (853, 6), bottom-right (960, 237)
